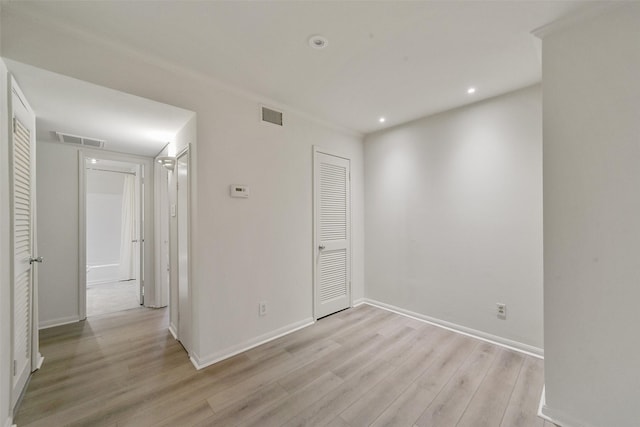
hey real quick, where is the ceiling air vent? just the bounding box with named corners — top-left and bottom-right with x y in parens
top-left (55, 131), bottom-right (105, 149)
top-left (261, 106), bottom-right (283, 126)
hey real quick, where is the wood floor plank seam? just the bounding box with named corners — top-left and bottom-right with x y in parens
top-left (495, 353), bottom-right (527, 427)
top-left (337, 327), bottom-right (457, 427)
top-left (414, 343), bottom-right (499, 426)
top-left (454, 349), bottom-right (524, 427)
top-left (366, 337), bottom-right (479, 427)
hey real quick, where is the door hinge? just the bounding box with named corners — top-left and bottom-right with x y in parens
top-left (13, 360), bottom-right (16, 376)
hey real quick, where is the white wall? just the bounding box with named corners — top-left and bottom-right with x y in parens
top-left (364, 85), bottom-right (543, 351)
top-left (541, 4), bottom-right (640, 427)
top-left (86, 169), bottom-right (124, 283)
top-left (36, 141), bottom-right (155, 327)
top-left (36, 142), bottom-right (80, 327)
top-left (2, 13), bottom-right (365, 365)
top-left (0, 57), bottom-right (13, 427)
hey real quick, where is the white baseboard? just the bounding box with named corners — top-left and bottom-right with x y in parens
top-left (190, 317), bottom-right (315, 370)
top-left (145, 304), bottom-right (168, 309)
top-left (86, 263), bottom-right (120, 285)
top-left (36, 353), bottom-right (45, 370)
top-left (538, 386), bottom-right (551, 422)
top-left (352, 298), bottom-right (365, 307)
top-left (538, 387), bottom-right (600, 427)
top-left (39, 315), bottom-right (80, 330)
top-left (168, 323), bottom-right (178, 340)
top-left (363, 299), bottom-right (544, 358)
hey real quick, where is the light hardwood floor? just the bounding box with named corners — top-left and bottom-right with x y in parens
top-left (16, 304), bottom-right (555, 427)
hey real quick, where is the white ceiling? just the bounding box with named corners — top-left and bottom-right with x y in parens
top-left (3, 1), bottom-right (600, 136)
top-left (5, 59), bottom-right (195, 157)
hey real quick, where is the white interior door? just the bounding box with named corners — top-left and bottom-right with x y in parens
top-left (176, 148), bottom-right (191, 353)
top-left (10, 81), bottom-right (37, 408)
top-left (314, 149), bottom-right (351, 319)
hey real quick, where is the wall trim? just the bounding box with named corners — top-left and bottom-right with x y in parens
top-left (168, 323), bottom-right (178, 340)
top-left (38, 315), bottom-right (80, 330)
top-left (36, 353), bottom-right (44, 370)
top-left (363, 299), bottom-right (544, 358)
top-left (86, 263), bottom-right (120, 285)
top-left (352, 298), bottom-right (365, 307)
top-left (189, 317), bottom-right (315, 370)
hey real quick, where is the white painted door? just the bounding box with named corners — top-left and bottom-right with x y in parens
top-left (314, 149), bottom-right (351, 319)
top-left (10, 80), bottom-right (37, 408)
top-left (176, 148), bottom-right (191, 353)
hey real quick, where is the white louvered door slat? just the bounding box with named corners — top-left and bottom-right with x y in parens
top-left (315, 151), bottom-right (351, 319)
top-left (12, 112), bottom-right (33, 406)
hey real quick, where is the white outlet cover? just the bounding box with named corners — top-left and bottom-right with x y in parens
top-left (230, 185), bottom-right (249, 198)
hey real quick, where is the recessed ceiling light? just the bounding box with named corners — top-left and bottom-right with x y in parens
top-left (379, 117), bottom-right (386, 123)
top-left (467, 87), bottom-right (476, 94)
top-left (308, 35), bottom-right (328, 50)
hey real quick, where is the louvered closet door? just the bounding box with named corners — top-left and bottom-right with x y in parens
top-left (314, 151), bottom-right (351, 319)
top-left (11, 114), bottom-right (33, 403)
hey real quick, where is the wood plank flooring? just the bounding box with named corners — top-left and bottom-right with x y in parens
top-left (15, 305), bottom-right (554, 427)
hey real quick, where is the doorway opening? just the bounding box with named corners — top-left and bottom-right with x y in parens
top-left (84, 158), bottom-right (143, 317)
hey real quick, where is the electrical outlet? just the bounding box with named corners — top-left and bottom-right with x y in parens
top-left (259, 301), bottom-right (267, 316)
top-left (496, 303), bottom-right (506, 319)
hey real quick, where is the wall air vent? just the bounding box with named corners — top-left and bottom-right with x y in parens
top-left (261, 106), bottom-right (283, 126)
top-left (55, 131), bottom-right (105, 149)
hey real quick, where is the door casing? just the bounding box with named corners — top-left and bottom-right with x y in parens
top-left (176, 145), bottom-right (191, 354)
top-left (78, 152), bottom-right (154, 319)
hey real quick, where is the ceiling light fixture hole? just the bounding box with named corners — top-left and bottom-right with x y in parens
top-left (308, 35), bottom-right (328, 50)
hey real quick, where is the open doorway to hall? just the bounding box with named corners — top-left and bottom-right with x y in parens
top-left (85, 158), bottom-right (143, 317)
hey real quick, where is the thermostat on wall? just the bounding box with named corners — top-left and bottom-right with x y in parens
top-left (230, 185), bottom-right (249, 198)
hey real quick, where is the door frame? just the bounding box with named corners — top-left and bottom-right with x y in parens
top-left (154, 158), bottom-right (170, 309)
top-left (78, 150), bottom-right (155, 319)
top-left (312, 146), bottom-right (352, 320)
top-left (175, 144), bottom-right (191, 353)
